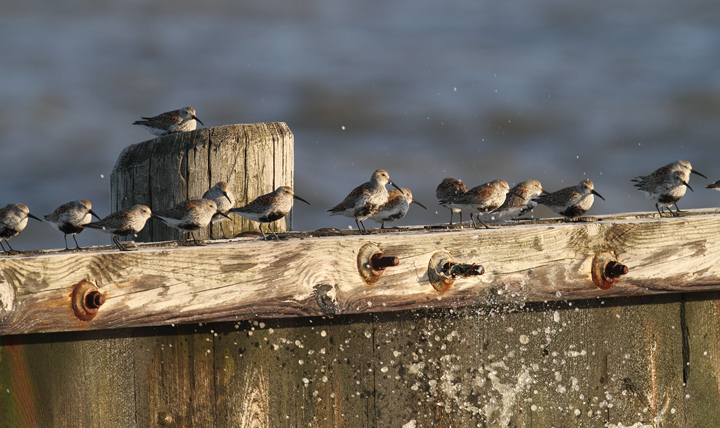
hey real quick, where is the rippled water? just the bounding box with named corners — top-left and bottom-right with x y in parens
top-left (2, 0), bottom-right (720, 250)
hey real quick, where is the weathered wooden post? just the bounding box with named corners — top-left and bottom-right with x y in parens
top-left (110, 122), bottom-right (294, 241)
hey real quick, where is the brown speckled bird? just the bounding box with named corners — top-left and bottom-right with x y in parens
top-left (328, 169), bottom-right (401, 234)
top-left (370, 188), bottom-right (427, 228)
top-left (436, 177), bottom-right (468, 225)
top-left (84, 204), bottom-right (152, 251)
top-left (0, 203), bottom-right (41, 253)
top-left (535, 179), bottom-right (604, 219)
top-left (230, 186), bottom-right (310, 240)
top-left (444, 179), bottom-right (512, 229)
top-left (153, 199), bottom-right (228, 245)
top-left (633, 160), bottom-right (704, 216)
top-left (202, 182), bottom-right (235, 238)
top-left (493, 180), bottom-right (545, 219)
top-left (44, 199), bottom-right (101, 250)
top-left (133, 106), bottom-right (204, 136)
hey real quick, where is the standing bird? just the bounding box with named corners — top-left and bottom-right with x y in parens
top-left (44, 199), bottom-right (101, 250)
top-left (82, 204), bottom-right (152, 251)
top-left (634, 170), bottom-right (694, 217)
top-left (493, 180), bottom-right (545, 219)
top-left (133, 106), bottom-right (204, 136)
top-left (370, 188), bottom-right (427, 229)
top-left (0, 203), bottom-right (41, 253)
top-left (153, 199), bottom-right (229, 245)
top-left (202, 182), bottom-right (235, 238)
top-left (436, 178), bottom-right (468, 225)
top-left (328, 169), bottom-right (401, 234)
top-left (633, 160), bottom-right (705, 215)
top-left (444, 179), bottom-right (512, 229)
top-left (535, 179), bottom-right (604, 219)
top-left (229, 186), bottom-right (310, 240)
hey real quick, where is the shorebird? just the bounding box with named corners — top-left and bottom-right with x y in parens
top-left (44, 199), bottom-right (101, 250)
top-left (493, 180), bottom-right (544, 219)
top-left (444, 179), bottom-right (512, 229)
top-left (229, 186), bottom-right (310, 240)
top-left (707, 180), bottom-right (720, 191)
top-left (436, 177), bottom-right (468, 225)
top-left (634, 170), bottom-right (693, 217)
top-left (133, 106), bottom-right (204, 136)
top-left (0, 203), bottom-right (41, 253)
top-left (370, 188), bottom-right (427, 229)
top-left (153, 199), bottom-right (229, 245)
top-left (328, 169), bottom-right (401, 234)
top-left (83, 204), bottom-right (152, 251)
top-left (535, 179), bottom-right (604, 219)
top-left (633, 160), bottom-right (705, 215)
top-left (202, 182), bottom-right (235, 238)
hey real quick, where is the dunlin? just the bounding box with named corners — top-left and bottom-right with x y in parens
top-left (202, 182), bottom-right (235, 238)
top-left (44, 199), bottom-right (101, 250)
top-left (436, 177), bottom-right (468, 225)
top-left (633, 160), bottom-right (705, 215)
top-left (328, 169), bottom-right (401, 234)
top-left (634, 169), bottom-right (694, 217)
top-left (0, 203), bottom-right (41, 253)
top-left (370, 188), bottom-right (427, 229)
top-left (229, 186), bottom-right (310, 240)
top-left (445, 179), bottom-right (512, 228)
top-left (82, 204), bottom-right (152, 251)
top-left (153, 199), bottom-right (229, 245)
top-left (493, 180), bottom-right (544, 219)
top-left (707, 180), bottom-right (720, 190)
top-left (133, 106), bottom-right (204, 136)
top-left (535, 179), bottom-right (604, 219)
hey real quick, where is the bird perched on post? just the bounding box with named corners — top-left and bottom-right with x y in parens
top-left (370, 188), bottom-right (427, 229)
top-left (0, 203), bottom-right (41, 253)
top-left (44, 199), bottom-right (101, 250)
top-left (632, 160), bottom-right (705, 216)
top-left (443, 179), bottom-right (512, 229)
top-left (202, 182), bottom-right (235, 238)
top-left (133, 106), bottom-right (204, 136)
top-left (229, 186), bottom-right (310, 240)
top-left (492, 180), bottom-right (544, 219)
top-left (153, 199), bottom-right (229, 245)
top-left (436, 177), bottom-right (468, 225)
top-left (83, 204), bottom-right (152, 251)
top-left (534, 179), bottom-right (604, 219)
top-left (328, 169), bottom-right (401, 234)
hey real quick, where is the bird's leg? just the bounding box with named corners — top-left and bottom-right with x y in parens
top-left (475, 215), bottom-right (492, 229)
top-left (674, 203), bottom-right (682, 214)
top-left (449, 210), bottom-right (454, 225)
top-left (72, 234), bottom-right (81, 250)
top-left (0, 241), bottom-right (9, 253)
top-left (655, 204), bottom-right (664, 218)
top-left (64, 234), bottom-right (70, 251)
top-left (268, 223), bottom-right (280, 240)
top-left (113, 236), bottom-right (132, 251)
top-left (259, 224), bottom-right (268, 240)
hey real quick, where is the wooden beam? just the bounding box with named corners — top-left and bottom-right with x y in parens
top-left (1, 210), bottom-right (720, 336)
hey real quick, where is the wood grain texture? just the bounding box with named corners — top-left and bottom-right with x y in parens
top-left (110, 123), bottom-right (294, 243)
top-left (2, 212), bottom-right (720, 335)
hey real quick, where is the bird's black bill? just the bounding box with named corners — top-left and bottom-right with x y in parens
top-left (28, 213), bottom-right (42, 222)
top-left (294, 195), bottom-right (311, 205)
top-left (223, 192), bottom-right (232, 204)
top-left (193, 116), bottom-right (205, 126)
top-left (691, 169), bottom-right (707, 179)
top-left (218, 211), bottom-right (232, 220)
top-left (89, 209), bottom-right (101, 220)
top-left (412, 200), bottom-right (428, 210)
top-left (684, 181), bottom-right (694, 192)
top-left (390, 181), bottom-right (402, 191)
top-left (592, 190), bottom-right (605, 201)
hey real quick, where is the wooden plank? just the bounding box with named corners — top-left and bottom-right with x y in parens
top-left (3, 212), bottom-right (720, 335)
top-left (0, 330), bottom-right (137, 428)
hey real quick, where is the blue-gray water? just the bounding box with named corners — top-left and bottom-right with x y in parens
top-left (2, 0), bottom-right (720, 251)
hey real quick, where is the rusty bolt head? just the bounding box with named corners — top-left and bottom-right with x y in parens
top-left (71, 280), bottom-right (106, 321)
top-left (370, 253), bottom-right (399, 271)
top-left (605, 261), bottom-right (629, 282)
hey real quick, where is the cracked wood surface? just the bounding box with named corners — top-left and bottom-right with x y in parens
top-left (1, 210), bottom-right (720, 335)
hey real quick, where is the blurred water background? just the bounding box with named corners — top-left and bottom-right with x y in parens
top-left (2, 0), bottom-right (720, 251)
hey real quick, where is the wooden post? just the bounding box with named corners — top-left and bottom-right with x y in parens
top-left (110, 122), bottom-right (294, 241)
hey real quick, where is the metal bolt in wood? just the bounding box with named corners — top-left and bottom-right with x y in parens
top-left (591, 249), bottom-right (629, 290)
top-left (357, 243), bottom-right (399, 285)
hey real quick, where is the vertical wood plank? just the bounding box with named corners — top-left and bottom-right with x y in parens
top-left (681, 291), bottom-right (720, 427)
top-left (133, 324), bottom-right (217, 428)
